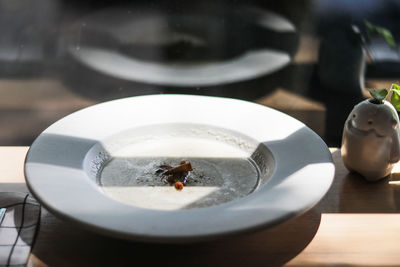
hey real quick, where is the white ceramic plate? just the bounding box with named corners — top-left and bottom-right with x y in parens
top-left (69, 47), bottom-right (290, 87)
top-left (65, 6), bottom-right (295, 87)
top-left (24, 95), bottom-right (334, 243)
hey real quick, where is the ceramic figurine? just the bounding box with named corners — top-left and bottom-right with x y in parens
top-left (341, 98), bottom-right (400, 181)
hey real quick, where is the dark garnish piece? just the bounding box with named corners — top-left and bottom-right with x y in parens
top-left (156, 161), bottom-right (193, 190)
top-left (155, 164), bottom-right (172, 174)
top-left (164, 162), bottom-right (193, 175)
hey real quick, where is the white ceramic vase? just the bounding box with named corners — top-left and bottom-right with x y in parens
top-left (341, 99), bottom-right (400, 181)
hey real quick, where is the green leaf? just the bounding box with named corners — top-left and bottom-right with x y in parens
top-left (381, 29), bottom-right (397, 48)
top-left (391, 88), bottom-right (400, 111)
top-left (364, 20), bottom-right (397, 48)
top-left (391, 83), bottom-right (400, 90)
top-left (369, 88), bottom-right (388, 103)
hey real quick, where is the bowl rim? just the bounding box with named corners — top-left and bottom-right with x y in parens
top-left (24, 94), bottom-right (334, 243)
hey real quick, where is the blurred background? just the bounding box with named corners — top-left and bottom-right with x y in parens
top-left (0, 0), bottom-right (399, 146)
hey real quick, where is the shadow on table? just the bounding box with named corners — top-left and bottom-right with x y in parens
top-left (30, 208), bottom-right (321, 267)
top-left (329, 149), bottom-right (400, 213)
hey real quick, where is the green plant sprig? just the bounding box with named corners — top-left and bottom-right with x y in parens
top-left (369, 84), bottom-right (400, 111)
top-left (365, 20), bottom-right (397, 48)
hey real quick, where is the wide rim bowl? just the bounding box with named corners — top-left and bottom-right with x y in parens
top-left (24, 94), bottom-right (334, 243)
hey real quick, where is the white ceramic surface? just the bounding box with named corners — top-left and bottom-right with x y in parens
top-left (69, 47), bottom-right (290, 87)
top-left (24, 95), bottom-right (334, 243)
top-left (341, 99), bottom-right (400, 181)
top-left (66, 7), bottom-right (295, 87)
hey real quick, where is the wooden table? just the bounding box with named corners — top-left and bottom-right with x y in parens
top-left (2, 146), bottom-right (400, 267)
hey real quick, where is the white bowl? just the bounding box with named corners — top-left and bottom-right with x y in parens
top-left (25, 95), bottom-right (334, 242)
